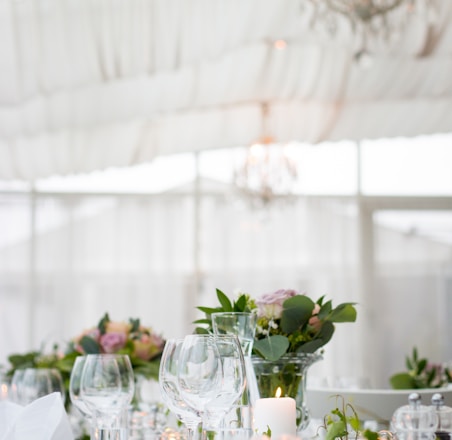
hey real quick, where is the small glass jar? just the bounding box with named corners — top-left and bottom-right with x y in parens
top-left (391, 393), bottom-right (438, 440)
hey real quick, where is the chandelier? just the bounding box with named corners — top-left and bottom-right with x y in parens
top-left (307, 0), bottom-right (436, 60)
top-left (234, 103), bottom-right (298, 208)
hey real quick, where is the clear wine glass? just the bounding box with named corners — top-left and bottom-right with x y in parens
top-left (202, 335), bottom-right (246, 432)
top-left (69, 355), bottom-right (94, 438)
top-left (177, 334), bottom-right (222, 421)
top-left (159, 339), bottom-right (202, 440)
top-left (177, 334), bottom-right (246, 435)
top-left (10, 369), bottom-right (26, 404)
top-left (21, 368), bottom-right (66, 405)
top-left (79, 354), bottom-right (135, 440)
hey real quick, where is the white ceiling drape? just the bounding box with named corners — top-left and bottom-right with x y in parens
top-left (0, 0), bottom-right (451, 181)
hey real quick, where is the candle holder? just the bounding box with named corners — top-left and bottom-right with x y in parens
top-left (251, 351), bottom-right (322, 432)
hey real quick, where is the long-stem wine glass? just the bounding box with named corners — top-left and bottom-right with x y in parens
top-left (79, 354), bottom-right (135, 440)
top-left (10, 369), bottom-right (26, 404)
top-left (21, 368), bottom-right (66, 405)
top-left (159, 339), bottom-right (202, 440)
top-left (202, 335), bottom-right (246, 432)
top-left (177, 335), bottom-right (246, 435)
top-left (69, 356), bottom-right (93, 437)
top-left (177, 334), bottom-right (222, 423)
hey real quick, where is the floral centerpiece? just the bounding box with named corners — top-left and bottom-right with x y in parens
top-left (195, 288), bottom-right (357, 431)
top-left (195, 288), bottom-right (357, 361)
top-left (7, 312), bottom-right (165, 401)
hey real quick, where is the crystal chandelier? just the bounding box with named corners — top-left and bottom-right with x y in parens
top-left (307, 0), bottom-right (436, 60)
top-left (234, 103), bottom-right (298, 208)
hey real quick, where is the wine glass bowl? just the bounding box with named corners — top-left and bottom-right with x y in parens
top-left (69, 356), bottom-right (92, 419)
top-left (177, 334), bottom-right (222, 416)
top-left (177, 334), bottom-right (246, 433)
top-left (159, 339), bottom-right (202, 439)
top-left (79, 354), bottom-right (135, 436)
top-left (202, 335), bottom-right (246, 430)
top-left (20, 368), bottom-right (66, 405)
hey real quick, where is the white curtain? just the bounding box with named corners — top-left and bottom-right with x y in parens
top-left (1, 190), bottom-right (451, 387)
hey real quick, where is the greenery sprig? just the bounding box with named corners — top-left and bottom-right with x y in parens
top-left (390, 347), bottom-right (451, 389)
top-left (321, 395), bottom-right (378, 440)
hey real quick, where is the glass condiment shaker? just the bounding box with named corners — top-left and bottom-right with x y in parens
top-left (431, 393), bottom-right (452, 440)
top-left (391, 392), bottom-right (438, 440)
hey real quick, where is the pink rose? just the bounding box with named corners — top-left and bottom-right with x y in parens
top-left (308, 303), bottom-right (322, 331)
top-left (133, 333), bottom-right (165, 360)
top-left (100, 332), bottom-right (127, 353)
top-left (256, 289), bottom-right (298, 319)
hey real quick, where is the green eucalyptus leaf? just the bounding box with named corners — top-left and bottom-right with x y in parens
top-left (413, 347), bottom-right (418, 362)
top-left (390, 373), bottom-right (416, 389)
top-left (79, 336), bottom-right (101, 354)
top-left (297, 321), bottom-right (335, 353)
top-left (280, 295), bottom-right (315, 334)
top-left (216, 289), bottom-right (233, 312)
top-left (318, 300), bottom-right (332, 319)
top-left (7, 352), bottom-right (40, 370)
top-left (326, 303), bottom-right (357, 323)
top-left (253, 335), bottom-right (289, 361)
top-left (129, 318), bottom-right (140, 333)
top-left (98, 313), bottom-right (110, 334)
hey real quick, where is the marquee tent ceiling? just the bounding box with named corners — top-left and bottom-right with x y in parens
top-left (0, 0), bottom-right (451, 181)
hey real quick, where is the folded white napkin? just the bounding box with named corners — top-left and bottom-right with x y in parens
top-left (0, 392), bottom-right (74, 440)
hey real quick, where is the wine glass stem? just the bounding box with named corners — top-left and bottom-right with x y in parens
top-left (185, 422), bottom-right (201, 440)
top-left (91, 427), bottom-right (127, 440)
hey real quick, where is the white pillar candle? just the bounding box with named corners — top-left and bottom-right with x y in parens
top-left (253, 388), bottom-right (297, 439)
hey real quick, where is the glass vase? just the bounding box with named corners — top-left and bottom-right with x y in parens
top-left (251, 352), bottom-right (322, 432)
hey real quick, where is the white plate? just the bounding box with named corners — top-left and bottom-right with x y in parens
top-left (306, 387), bottom-right (452, 423)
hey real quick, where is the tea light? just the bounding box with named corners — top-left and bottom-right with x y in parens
top-left (254, 387), bottom-right (297, 438)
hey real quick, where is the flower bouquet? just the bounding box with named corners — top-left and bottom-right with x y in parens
top-left (195, 288), bottom-right (357, 430)
top-left (195, 288), bottom-right (357, 362)
top-left (7, 313), bottom-right (165, 386)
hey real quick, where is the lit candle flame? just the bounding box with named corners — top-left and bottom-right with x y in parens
top-left (275, 387), bottom-right (282, 398)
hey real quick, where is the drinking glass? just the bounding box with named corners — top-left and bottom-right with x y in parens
top-left (69, 355), bottom-right (94, 438)
top-left (177, 334), bottom-right (246, 436)
top-left (202, 334), bottom-right (246, 432)
top-left (21, 368), bottom-right (66, 404)
top-left (10, 369), bottom-right (26, 404)
top-left (79, 354), bottom-right (135, 440)
top-left (211, 313), bottom-right (256, 357)
top-left (159, 339), bottom-right (201, 440)
top-left (177, 334), bottom-right (222, 421)
top-left (212, 312), bottom-right (258, 430)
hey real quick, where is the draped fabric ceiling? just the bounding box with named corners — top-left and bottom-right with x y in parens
top-left (0, 0), bottom-right (452, 181)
